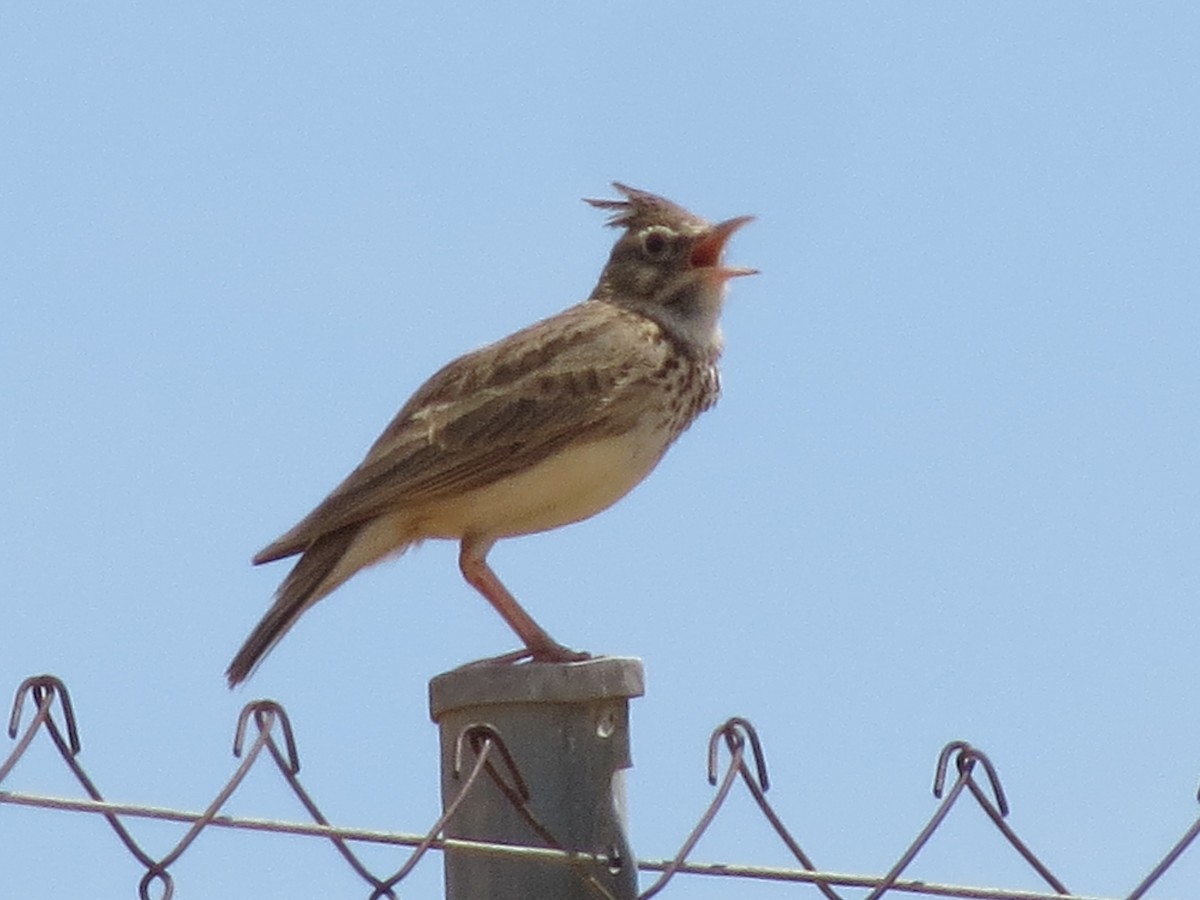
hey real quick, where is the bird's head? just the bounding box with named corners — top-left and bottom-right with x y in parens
top-left (585, 183), bottom-right (755, 354)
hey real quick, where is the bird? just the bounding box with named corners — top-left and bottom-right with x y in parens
top-left (227, 183), bottom-right (755, 686)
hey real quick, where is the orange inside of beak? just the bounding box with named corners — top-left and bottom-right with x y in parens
top-left (690, 215), bottom-right (755, 269)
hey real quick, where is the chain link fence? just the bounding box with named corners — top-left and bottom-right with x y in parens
top-left (3, 674), bottom-right (1197, 899)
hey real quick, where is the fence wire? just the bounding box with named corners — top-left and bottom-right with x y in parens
top-left (2, 674), bottom-right (1197, 899)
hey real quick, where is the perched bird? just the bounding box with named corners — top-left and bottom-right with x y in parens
top-left (227, 184), bottom-right (754, 686)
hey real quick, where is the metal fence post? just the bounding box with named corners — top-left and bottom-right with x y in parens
top-left (429, 656), bottom-right (645, 900)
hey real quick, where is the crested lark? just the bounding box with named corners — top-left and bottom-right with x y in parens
top-left (227, 184), bottom-right (754, 685)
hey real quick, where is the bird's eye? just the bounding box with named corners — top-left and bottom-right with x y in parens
top-left (640, 228), bottom-right (673, 260)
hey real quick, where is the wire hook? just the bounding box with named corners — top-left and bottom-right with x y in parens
top-left (932, 740), bottom-right (1009, 816)
top-left (453, 722), bottom-right (531, 802)
top-left (7, 674), bottom-right (81, 755)
top-left (233, 700), bottom-right (300, 775)
top-left (707, 717), bottom-right (769, 791)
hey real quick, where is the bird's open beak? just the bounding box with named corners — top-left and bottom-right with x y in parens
top-left (691, 215), bottom-right (758, 279)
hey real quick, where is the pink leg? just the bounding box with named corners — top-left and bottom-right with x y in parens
top-left (458, 536), bottom-right (588, 662)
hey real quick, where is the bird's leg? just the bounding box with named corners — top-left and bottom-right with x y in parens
top-left (458, 536), bottom-right (590, 663)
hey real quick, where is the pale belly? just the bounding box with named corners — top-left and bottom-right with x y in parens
top-left (413, 421), bottom-right (675, 540)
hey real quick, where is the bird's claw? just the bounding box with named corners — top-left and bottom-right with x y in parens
top-left (458, 645), bottom-right (593, 668)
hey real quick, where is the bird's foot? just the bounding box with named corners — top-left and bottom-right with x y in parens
top-left (460, 644), bottom-right (592, 668)
top-left (530, 643), bottom-right (592, 664)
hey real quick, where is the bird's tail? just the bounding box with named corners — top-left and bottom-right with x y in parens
top-left (226, 524), bottom-right (361, 687)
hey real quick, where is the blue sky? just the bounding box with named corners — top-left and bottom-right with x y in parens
top-left (3, 3), bottom-right (1198, 897)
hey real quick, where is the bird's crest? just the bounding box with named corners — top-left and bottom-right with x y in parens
top-left (584, 182), bottom-right (703, 231)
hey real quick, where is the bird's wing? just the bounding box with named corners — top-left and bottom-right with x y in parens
top-left (254, 302), bottom-right (671, 563)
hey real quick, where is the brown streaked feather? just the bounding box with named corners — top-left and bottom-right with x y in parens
top-left (228, 523), bottom-right (362, 684)
top-left (253, 300), bottom-right (671, 564)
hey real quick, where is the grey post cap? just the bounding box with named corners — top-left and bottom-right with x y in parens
top-left (429, 656), bottom-right (645, 720)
